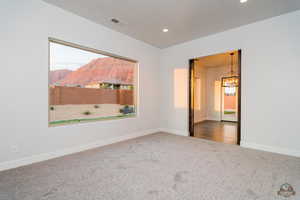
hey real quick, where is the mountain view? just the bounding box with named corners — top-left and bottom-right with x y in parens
top-left (49, 69), bottom-right (72, 85)
top-left (50, 57), bottom-right (134, 87)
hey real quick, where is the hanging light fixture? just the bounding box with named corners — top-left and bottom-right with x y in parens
top-left (222, 52), bottom-right (239, 88)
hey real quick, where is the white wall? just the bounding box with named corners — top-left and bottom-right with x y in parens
top-left (160, 10), bottom-right (300, 156)
top-left (0, 0), bottom-right (161, 168)
top-left (206, 66), bottom-right (226, 121)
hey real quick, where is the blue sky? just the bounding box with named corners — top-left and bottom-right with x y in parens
top-left (50, 42), bottom-right (107, 71)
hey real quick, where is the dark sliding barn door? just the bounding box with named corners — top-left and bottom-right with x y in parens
top-left (189, 59), bottom-right (195, 137)
top-left (237, 50), bottom-right (242, 145)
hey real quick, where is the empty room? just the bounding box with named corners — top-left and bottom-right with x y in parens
top-left (1, 0), bottom-right (300, 200)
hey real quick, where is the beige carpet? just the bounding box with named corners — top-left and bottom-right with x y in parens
top-left (0, 133), bottom-right (299, 200)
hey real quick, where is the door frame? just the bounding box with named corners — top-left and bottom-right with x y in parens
top-left (188, 50), bottom-right (242, 145)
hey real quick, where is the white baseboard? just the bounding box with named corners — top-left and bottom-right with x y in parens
top-left (159, 128), bottom-right (189, 136)
top-left (241, 141), bottom-right (300, 157)
top-left (206, 117), bottom-right (220, 121)
top-left (194, 116), bottom-right (207, 124)
top-left (158, 129), bottom-right (300, 157)
top-left (0, 128), bottom-right (160, 172)
top-left (3, 130), bottom-right (297, 172)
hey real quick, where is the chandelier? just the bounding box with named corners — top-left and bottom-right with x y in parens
top-left (222, 52), bottom-right (239, 88)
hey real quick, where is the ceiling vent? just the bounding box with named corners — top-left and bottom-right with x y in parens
top-left (111, 18), bottom-right (120, 24)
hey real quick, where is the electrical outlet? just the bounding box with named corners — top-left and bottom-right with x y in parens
top-left (11, 145), bottom-right (19, 153)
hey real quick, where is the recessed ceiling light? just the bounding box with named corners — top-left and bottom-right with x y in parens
top-left (240, 0), bottom-right (248, 3)
top-left (163, 28), bottom-right (169, 33)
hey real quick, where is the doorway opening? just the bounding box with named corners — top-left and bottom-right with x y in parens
top-left (189, 50), bottom-right (241, 145)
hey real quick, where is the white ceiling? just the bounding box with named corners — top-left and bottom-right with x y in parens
top-left (43, 0), bottom-right (300, 48)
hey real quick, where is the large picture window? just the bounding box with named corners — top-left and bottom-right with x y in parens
top-left (49, 39), bottom-right (137, 126)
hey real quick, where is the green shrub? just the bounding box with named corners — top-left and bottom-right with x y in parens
top-left (83, 111), bottom-right (92, 115)
top-left (224, 111), bottom-right (236, 115)
top-left (50, 106), bottom-right (54, 111)
top-left (119, 105), bottom-right (134, 114)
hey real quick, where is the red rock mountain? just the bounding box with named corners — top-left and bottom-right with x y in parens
top-left (49, 69), bottom-right (72, 85)
top-left (50, 57), bottom-right (135, 86)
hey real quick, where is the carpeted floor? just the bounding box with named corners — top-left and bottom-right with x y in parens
top-left (0, 132), bottom-right (299, 200)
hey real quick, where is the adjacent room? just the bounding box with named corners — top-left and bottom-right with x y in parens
top-left (1, 0), bottom-right (300, 200)
top-left (191, 51), bottom-right (240, 145)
